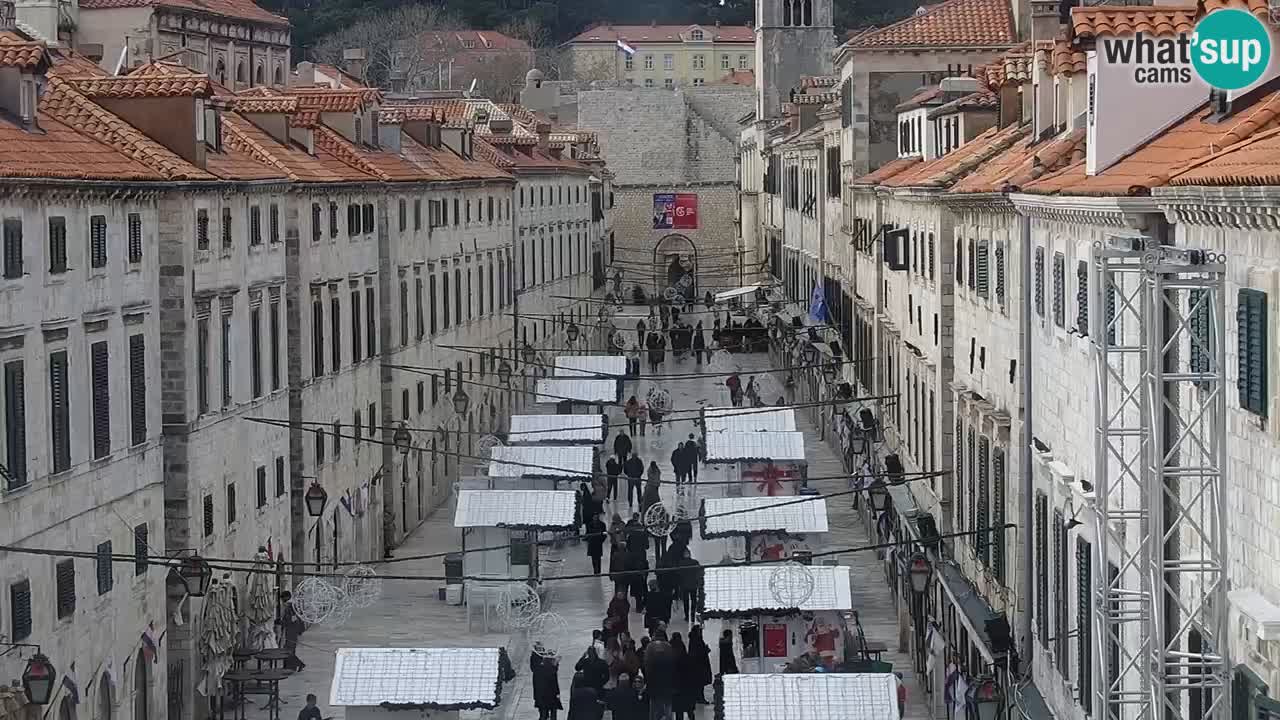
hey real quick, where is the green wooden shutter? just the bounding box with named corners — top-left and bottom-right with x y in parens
top-left (1237, 288), bottom-right (1268, 416)
top-left (90, 341), bottom-right (110, 459)
top-left (1053, 510), bottom-right (1067, 666)
top-left (1036, 493), bottom-right (1049, 647)
top-left (49, 350), bottom-right (70, 473)
top-left (56, 558), bottom-right (75, 619)
top-left (134, 523), bottom-right (148, 576)
top-left (976, 435), bottom-right (990, 564)
top-left (992, 447), bottom-right (1006, 583)
top-left (1078, 537), bottom-right (1093, 715)
top-left (1053, 252), bottom-right (1066, 327)
top-left (3, 360), bottom-right (26, 486)
top-left (1077, 260), bottom-right (1090, 334)
top-left (96, 540), bottom-right (113, 595)
top-left (10, 579), bottom-right (31, 640)
top-left (1035, 247), bottom-right (1045, 317)
top-left (129, 334), bottom-right (146, 446)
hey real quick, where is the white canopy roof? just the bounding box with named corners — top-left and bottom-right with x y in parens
top-left (535, 378), bottom-right (619, 404)
top-left (721, 673), bottom-right (898, 720)
top-left (703, 565), bottom-right (852, 615)
top-left (329, 647), bottom-right (500, 709)
top-left (702, 496), bottom-right (829, 537)
top-left (554, 355), bottom-right (628, 378)
top-left (508, 414), bottom-right (607, 444)
top-left (453, 489), bottom-right (577, 529)
top-left (705, 431), bottom-right (807, 462)
top-left (703, 406), bottom-right (797, 433)
top-left (715, 283), bottom-right (767, 302)
top-left (487, 445), bottom-right (593, 478)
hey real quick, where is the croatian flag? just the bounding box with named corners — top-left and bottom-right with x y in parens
top-left (616, 38), bottom-right (636, 56)
top-left (809, 285), bottom-right (827, 323)
top-left (141, 622), bottom-right (159, 664)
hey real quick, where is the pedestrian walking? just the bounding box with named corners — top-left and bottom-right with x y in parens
top-left (533, 656), bottom-right (563, 720)
top-left (645, 578), bottom-right (673, 633)
top-left (688, 626), bottom-right (713, 704)
top-left (297, 694), bottom-right (322, 720)
top-left (672, 633), bottom-right (699, 720)
top-left (567, 671), bottom-right (606, 720)
top-left (575, 647), bottom-right (610, 694)
top-left (643, 630), bottom-right (676, 720)
top-left (670, 442), bottom-right (687, 484)
top-left (614, 431), bottom-right (633, 464)
top-left (677, 547), bottom-right (703, 622)
top-left (692, 321), bottom-right (706, 364)
top-left (277, 590), bottom-right (306, 672)
top-left (606, 674), bottom-right (646, 720)
top-left (685, 434), bottom-right (702, 480)
top-left (608, 544), bottom-right (629, 597)
top-left (726, 372), bottom-right (743, 407)
top-left (626, 542), bottom-right (650, 613)
top-left (624, 396), bottom-right (642, 435)
top-left (605, 456), bottom-right (622, 502)
top-left (718, 628), bottom-right (739, 675)
top-left (623, 454), bottom-right (645, 509)
top-left (649, 401), bottom-right (665, 437)
top-left (585, 513), bottom-right (606, 574)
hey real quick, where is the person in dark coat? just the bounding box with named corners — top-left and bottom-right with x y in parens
top-left (685, 434), bottom-right (702, 480)
top-left (608, 541), bottom-right (628, 594)
top-left (692, 321), bottom-right (706, 364)
top-left (670, 443), bottom-right (687, 484)
top-left (671, 633), bottom-right (699, 720)
top-left (623, 455), bottom-right (645, 510)
top-left (613, 432), bottom-right (632, 463)
top-left (574, 647), bottom-right (610, 694)
top-left (644, 578), bottom-right (673, 633)
top-left (718, 628), bottom-right (739, 675)
top-left (585, 513), bottom-right (606, 574)
top-left (636, 319), bottom-right (647, 350)
top-left (643, 630), bottom-right (676, 719)
top-left (606, 589), bottom-right (631, 633)
top-left (533, 655), bottom-right (562, 720)
top-left (625, 545), bottom-right (649, 612)
top-left (277, 591), bottom-right (306, 671)
top-left (677, 547), bottom-right (703, 621)
top-left (605, 456), bottom-right (622, 502)
top-left (625, 512), bottom-right (648, 554)
top-left (688, 625), bottom-right (714, 704)
top-left (607, 674), bottom-right (647, 720)
top-left (566, 671), bottom-right (604, 720)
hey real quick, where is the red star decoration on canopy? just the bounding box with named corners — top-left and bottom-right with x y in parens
top-left (742, 463), bottom-right (797, 496)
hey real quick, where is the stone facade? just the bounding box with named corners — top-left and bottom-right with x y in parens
top-left (609, 184), bottom-right (742, 296)
top-left (754, 0), bottom-right (834, 120)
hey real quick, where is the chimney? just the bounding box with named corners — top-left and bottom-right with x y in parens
top-left (293, 60), bottom-right (315, 88)
top-left (536, 120), bottom-right (551, 152)
top-left (77, 43), bottom-right (104, 61)
top-left (1030, 0), bottom-right (1063, 45)
top-left (0, 1), bottom-right (15, 30)
top-left (342, 48), bottom-right (366, 83)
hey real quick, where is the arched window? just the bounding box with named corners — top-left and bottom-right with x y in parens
top-left (272, 64), bottom-right (283, 86)
top-left (98, 673), bottom-right (114, 720)
top-left (254, 63), bottom-right (264, 85)
top-left (803, 0), bottom-right (813, 26)
top-left (783, 0), bottom-right (792, 26)
top-left (214, 58), bottom-right (226, 85)
top-left (235, 61), bottom-right (246, 85)
top-left (133, 650), bottom-right (149, 720)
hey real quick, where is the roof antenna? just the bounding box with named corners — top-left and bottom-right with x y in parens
top-left (465, 78), bottom-right (478, 98)
top-left (112, 45), bottom-right (128, 76)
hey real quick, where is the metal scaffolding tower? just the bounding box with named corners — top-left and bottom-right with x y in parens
top-left (1091, 238), bottom-right (1229, 720)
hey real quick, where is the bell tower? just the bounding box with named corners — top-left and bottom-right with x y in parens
top-left (755, 0), bottom-right (835, 119)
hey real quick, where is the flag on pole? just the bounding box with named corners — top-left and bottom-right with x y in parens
top-left (809, 285), bottom-right (826, 323)
top-left (141, 622), bottom-right (159, 664)
top-left (616, 38), bottom-right (636, 55)
top-left (62, 663), bottom-right (80, 705)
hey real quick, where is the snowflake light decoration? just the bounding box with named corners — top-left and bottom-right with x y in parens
top-left (342, 565), bottom-right (382, 609)
top-left (292, 577), bottom-right (345, 624)
top-left (476, 434), bottom-right (503, 461)
top-left (646, 388), bottom-right (672, 414)
top-left (768, 561), bottom-right (816, 607)
top-left (498, 583), bottom-right (542, 628)
top-left (527, 612), bottom-right (568, 658)
top-left (644, 502), bottom-right (677, 538)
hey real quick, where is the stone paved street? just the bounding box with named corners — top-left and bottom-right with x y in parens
top-left (255, 350), bottom-right (927, 720)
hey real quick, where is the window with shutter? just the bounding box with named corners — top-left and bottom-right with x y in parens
top-left (134, 523), bottom-right (148, 575)
top-left (362, 204), bottom-right (374, 233)
top-left (1053, 510), bottom-right (1068, 667)
top-left (96, 540), bottom-right (113, 595)
top-left (90, 341), bottom-right (110, 459)
top-left (9, 580), bottom-right (31, 640)
top-left (250, 307), bottom-right (262, 398)
top-left (312, 203), bottom-right (322, 243)
top-left (197, 317), bottom-right (209, 413)
top-left (431, 374), bottom-right (438, 404)
top-left (955, 237), bottom-right (964, 285)
top-left (967, 239), bottom-right (977, 291)
top-left (347, 204), bottom-right (358, 237)
top-left (1076, 260), bottom-right (1090, 334)
top-left (1, 218), bottom-right (21, 280)
top-left (995, 243), bottom-right (1006, 305)
top-left (269, 298), bottom-right (280, 391)
top-left (1035, 492), bottom-right (1049, 646)
top-left (927, 233), bottom-right (935, 280)
top-left (56, 559), bottom-right (75, 619)
top-left (1077, 537), bottom-right (1093, 713)
top-left (1238, 288), bottom-right (1268, 416)
top-left (442, 271), bottom-right (450, 330)
top-left (48, 216), bottom-right (67, 274)
top-left (992, 447), bottom-right (1006, 583)
top-left (220, 309), bottom-right (232, 408)
top-left (249, 206), bottom-right (262, 246)
top-left (351, 290), bottom-right (362, 363)
top-left (454, 268), bottom-right (462, 325)
top-left (329, 202), bottom-right (338, 238)
top-left (1188, 288), bottom-right (1209, 376)
top-left (368, 403), bottom-right (376, 437)
top-left (90, 215), bottom-right (108, 268)
top-left (402, 388), bottom-right (410, 419)
top-left (478, 269), bottom-right (485, 317)
top-left (354, 409), bottom-right (362, 445)
top-left (226, 482), bottom-right (236, 525)
top-left (366, 286), bottom-right (376, 357)
top-left (330, 296), bottom-right (340, 372)
top-left (1035, 247), bottom-right (1045, 317)
top-left (202, 494), bottom-right (213, 537)
top-left (954, 417), bottom-right (965, 533)
top-left (3, 360), bottom-right (26, 487)
top-left (976, 435), bottom-right (990, 564)
top-left (128, 334), bottom-right (146, 445)
top-left (275, 456), bottom-right (285, 497)
top-left (417, 381), bottom-right (425, 413)
top-left (967, 428), bottom-right (977, 547)
top-left (414, 199), bottom-right (422, 230)
top-left (269, 204), bottom-right (280, 244)
top-left (197, 209), bottom-right (210, 250)
top-left (976, 240), bottom-right (989, 298)
top-left (256, 466), bottom-right (267, 508)
top-left (400, 281), bottom-right (409, 347)
top-left (127, 213), bottom-right (142, 264)
top-left (221, 207), bottom-right (232, 249)
top-left (311, 297), bottom-right (324, 377)
top-left (1053, 252), bottom-right (1066, 327)
top-left (49, 350), bottom-right (70, 473)
top-left (332, 421), bottom-right (341, 459)
top-left (399, 199), bottom-right (407, 232)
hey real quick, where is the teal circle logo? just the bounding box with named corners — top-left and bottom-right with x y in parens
top-left (1191, 9), bottom-right (1272, 90)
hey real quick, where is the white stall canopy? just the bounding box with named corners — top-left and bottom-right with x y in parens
top-left (329, 647), bottom-right (501, 715)
top-left (508, 414), bottom-right (608, 445)
top-left (453, 489), bottom-right (578, 530)
top-left (702, 565), bottom-right (852, 617)
top-left (703, 406), bottom-right (797, 433)
top-left (554, 355), bottom-right (628, 378)
top-left (721, 672), bottom-right (899, 720)
top-left (701, 496), bottom-right (829, 538)
top-left (535, 378), bottom-right (620, 405)
top-left (487, 445), bottom-right (593, 479)
top-left (705, 432), bottom-right (807, 464)
top-left (715, 283), bottom-right (767, 302)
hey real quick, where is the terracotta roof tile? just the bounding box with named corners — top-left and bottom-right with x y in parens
top-left (950, 128), bottom-right (1086, 193)
top-left (220, 112), bottom-right (367, 182)
top-left (718, 69), bottom-right (755, 86)
top-left (1069, 0), bottom-right (1267, 41)
top-left (78, 0), bottom-right (288, 26)
top-left (852, 156), bottom-right (922, 185)
top-left (1049, 39), bottom-right (1087, 76)
top-left (1169, 126), bottom-right (1280, 185)
top-left (40, 75), bottom-right (210, 180)
top-left (896, 86), bottom-right (945, 112)
top-left (288, 110), bottom-right (319, 128)
top-left (70, 64), bottom-right (212, 98)
top-left (0, 34), bottom-right (48, 69)
top-left (471, 135), bottom-right (515, 169)
top-left (568, 23), bottom-right (754, 44)
top-left (884, 123), bottom-right (1028, 188)
top-left (845, 0), bottom-right (1017, 49)
top-left (928, 89), bottom-right (998, 118)
top-left (801, 75), bottom-right (838, 88)
top-left (228, 95), bottom-right (298, 113)
top-left (0, 112), bottom-right (163, 181)
top-left (287, 88), bottom-right (381, 112)
top-left (1025, 89), bottom-right (1280, 195)
top-left (402, 134), bottom-right (513, 181)
top-left (46, 47), bottom-right (112, 78)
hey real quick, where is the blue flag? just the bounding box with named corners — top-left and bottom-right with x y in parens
top-left (809, 286), bottom-right (826, 323)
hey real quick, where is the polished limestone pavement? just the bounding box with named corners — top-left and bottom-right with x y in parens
top-left (258, 350), bottom-right (928, 720)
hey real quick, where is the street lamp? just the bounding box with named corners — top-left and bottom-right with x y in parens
top-left (802, 343), bottom-right (818, 367)
top-left (868, 482), bottom-right (890, 513)
top-left (452, 386), bottom-right (471, 417)
top-left (908, 552), bottom-right (932, 595)
top-left (973, 677), bottom-right (1003, 720)
top-left (521, 341), bottom-right (537, 365)
top-left (21, 653), bottom-right (56, 705)
top-left (884, 453), bottom-right (905, 478)
top-left (498, 359), bottom-right (513, 386)
top-left (176, 554), bottom-right (213, 597)
top-left (393, 422), bottom-right (413, 456)
top-left (304, 481), bottom-right (328, 517)
top-left (566, 322), bottom-right (580, 343)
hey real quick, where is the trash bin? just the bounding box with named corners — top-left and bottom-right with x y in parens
top-left (444, 552), bottom-right (463, 585)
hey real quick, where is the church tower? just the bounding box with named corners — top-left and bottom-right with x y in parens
top-left (755, 0), bottom-right (835, 119)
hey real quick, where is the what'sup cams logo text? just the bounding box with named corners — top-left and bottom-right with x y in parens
top-left (1099, 8), bottom-right (1273, 90)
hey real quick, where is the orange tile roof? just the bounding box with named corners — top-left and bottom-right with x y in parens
top-left (311, 63), bottom-right (366, 88)
top-left (567, 23), bottom-right (754, 44)
top-left (1070, 0), bottom-right (1267, 40)
top-left (69, 64), bottom-right (212, 98)
top-left (46, 47), bottom-right (112, 78)
top-left (950, 129), bottom-right (1086, 193)
top-left (227, 95), bottom-right (298, 113)
top-left (845, 0), bottom-right (1017, 49)
top-left (40, 75), bottom-right (211, 180)
top-left (1169, 125), bottom-right (1280, 186)
top-left (313, 125), bottom-right (429, 182)
top-left (0, 33), bottom-right (48, 69)
top-left (471, 135), bottom-right (515, 169)
top-left (851, 156), bottom-right (922, 186)
top-left (1025, 89), bottom-right (1280, 195)
top-left (220, 112), bottom-right (368, 183)
top-left (929, 89), bottom-right (999, 117)
top-left (1049, 39), bottom-right (1086, 76)
top-left (78, 0), bottom-right (288, 26)
top-left (896, 86), bottom-right (944, 112)
top-left (718, 69), bottom-right (754, 86)
top-left (402, 133), bottom-right (514, 181)
top-left (884, 123), bottom-right (1028, 188)
top-left (287, 88), bottom-right (381, 113)
top-left (0, 112), bottom-right (163, 181)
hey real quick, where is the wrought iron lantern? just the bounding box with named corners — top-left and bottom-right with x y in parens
top-left (521, 341), bottom-right (538, 365)
top-left (22, 653), bottom-right (56, 705)
top-left (498, 359), bottom-right (513, 386)
top-left (908, 552), bottom-right (932, 595)
top-left (868, 482), bottom-right (890, 513)
top-left (452, 387), bottom-right (471, 417)
top-left (304, 481), bottom-right (328, 517)
top-left (802, 343), bottom-right (818, 366)
top-left (176, 553), bottom-right (214, 597)
top-left (566, 322), bottom-right (580, 343)
top-left (973, 677), bottom-right (1004, 720)
top-left (393, 423), bottom-right (413, 456)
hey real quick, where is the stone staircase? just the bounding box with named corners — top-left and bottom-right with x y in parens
top-left (682, 91), bottom-right (742, 145)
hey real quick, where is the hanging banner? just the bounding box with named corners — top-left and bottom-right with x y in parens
top-left (653, 193), bottom-right (699, 230)
top-left (763, 623), bottom-right (789, 657)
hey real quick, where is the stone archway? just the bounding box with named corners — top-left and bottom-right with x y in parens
top-left (653, 234), bottom-right (697, 299)
top-left (132, 650), bottom-right (148, 720)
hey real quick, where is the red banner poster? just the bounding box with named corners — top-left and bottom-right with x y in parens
top-left (763, 623), bottom-right (789, 657)
top-left (652, 193), bottom-right (699, 229)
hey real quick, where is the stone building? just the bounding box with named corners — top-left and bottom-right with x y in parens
top-left (561, 22), bottom-right (754, 88)
top-left (754, 0), bottom-right (834, 120)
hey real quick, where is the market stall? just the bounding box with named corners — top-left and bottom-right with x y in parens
top-left (329, 647), bottom-right (502, 720)
top-left (554, 355), bottom-right (628, 378)
top-left (704, 431), bottom-right (808, 497)
top-left (453, 489), bottom-right (577, 586)
top-left (702, 406), bottom-right (797, 434)
top-left (719, 672), bottom-right (900, 720)
top-left (508, 413), bottom-right (608, 446)
top-left (700, 495), bottom-right (829, 562)
top-left (702, 565), bottom-right (854, 673)
top-left (534, 378), bottom-right (621, 411)
top-left (486, 446), bottom-right (593, 489)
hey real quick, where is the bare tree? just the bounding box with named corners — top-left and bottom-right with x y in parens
top-left (499, 16), bottom-right (561, 80)
top-left (312, 5), bottom-right (461, 90)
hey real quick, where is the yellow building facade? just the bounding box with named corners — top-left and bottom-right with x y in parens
top-left (562, 23), bottom-right (755, 87)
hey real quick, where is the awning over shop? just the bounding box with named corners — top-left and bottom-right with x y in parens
top-left (702, 406), bottom-right (797, 433)
top-left (453, 489), bottom-right (578, 530)
top-left (534, 378), bottom-right (621, 405)
top-left (721, 673), bottom-right (898, 720)
top-left (508, 414), bottom-right (608, 445)
top-left (487, 445), bottom-right (593, 479)
top-left (701, 496), bottom-right (830, 538)
top-left (329, 647), bottom-right (501, 710)
top-left (936, 562), bottom-right (1003, 664)
top-left (705, 431), bottom-right (806, 463)
top-left (703, 565), bottom-right (852, 618)
top-left (554, 355), bottom-right (627, 378)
